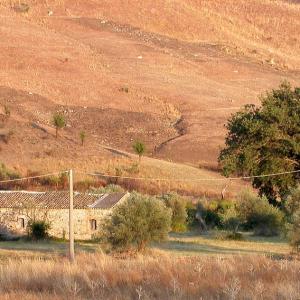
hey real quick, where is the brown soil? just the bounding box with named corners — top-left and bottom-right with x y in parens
top-left (0, 1), bottom-right (299, 194)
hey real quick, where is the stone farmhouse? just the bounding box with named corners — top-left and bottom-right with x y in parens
top-left (0, 191), bottom-right (129, 240)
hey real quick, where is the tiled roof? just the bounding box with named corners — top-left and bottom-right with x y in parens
top-left (0, 191), bottom-right (127, 209)
top-left (91, 193), bottom-right (129, 209)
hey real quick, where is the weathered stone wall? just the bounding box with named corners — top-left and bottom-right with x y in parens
top-left (0, 208), bottom-right (109, 240)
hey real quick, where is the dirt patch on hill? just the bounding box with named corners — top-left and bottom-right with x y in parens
top-left (0, 86), bottom-right (178, 168)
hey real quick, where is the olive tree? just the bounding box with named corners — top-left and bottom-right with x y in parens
top-left (103, 192), bottom-right (171, 251)
top-left (132, 141), bottom-right (145, 163)
top-left (52, 113), bottom-right (66, 138)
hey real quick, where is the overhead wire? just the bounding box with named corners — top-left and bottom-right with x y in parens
top-left (0, 170), bottom-right (68, 184)
top-left (76, 169), bottom-right (300, 183)
top-left (0, 168), bottom-right (298, 185)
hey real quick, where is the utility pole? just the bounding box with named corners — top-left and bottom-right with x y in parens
top-left (69, 169), bottom-right (75, 262)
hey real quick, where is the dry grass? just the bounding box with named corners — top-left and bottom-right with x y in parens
top-left (6, 0), bottom-right (299, 69)
top-left (162, 232), bottom-right (290, 256)
top-left (73, 156), bottom-right (248, 198)
top-left (1, 154), bottom-right (247, 198)
top-left (0, 252), bottom-right (299, 299)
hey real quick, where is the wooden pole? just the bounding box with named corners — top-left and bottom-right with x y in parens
top-left (69, 169), bottom-right (75, 262)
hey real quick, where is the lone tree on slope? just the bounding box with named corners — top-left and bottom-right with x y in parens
top-left (79, 130), bottom-right (86, 146)
top-left (52, 113), bottom-right (66, 138)
top-left (133, 140), bottom-right (145, 163)
top-left (219, 82), bottom-right (300, 206)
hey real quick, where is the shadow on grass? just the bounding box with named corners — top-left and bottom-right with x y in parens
top-left (154, 240), bottom-right (278, 255)
top-left (0, 240), bottom-right (99, 254)
top-left (153, 231), bottom-right (288, 256)
top-left (170, 231), bottom-right (287, 244)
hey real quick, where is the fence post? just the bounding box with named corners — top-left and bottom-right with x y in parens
top-left (69, 169), bottom-right (75, 262)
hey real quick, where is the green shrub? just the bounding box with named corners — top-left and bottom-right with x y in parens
top-left (93, 184), bottom-right (125, 194)
top-left (52, 113), bottom-right (66, 138)
top-left (205, 209), bottom-right (221, 228)
top-left (204, 199), bottom-right (234, 229)
top-left (160, 193), bottom-right (187, 232)
top-left (103, 192), bottom-right (171, 251)
top-left (132, 141), bottom-right (145, 163)
top-left (220, 206), bottom-right (241, 233)
top-left (215, 231), bottom-right (244, 241)
top-left (186, 201), bottom-right (197, 228)
top-left (217, 200), bottom-right (234, 213)
top-left (79, 130), bottom-right (86, 146)
top-left (28, 221), bottom-right (50, 240)
top-left (284, 186), bottom-right (300, 220)
top-left (206, 201), bottom-right (220, 228)
top-left (0, 163), bottom-right (20, 181)
top-left (237, 190), bottom-right (284, 236)
top-left (288, 209), bottom-right (300, 252)
top-left (125, 163), bottom-right (140, 175)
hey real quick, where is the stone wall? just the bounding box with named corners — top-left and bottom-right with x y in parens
top-left (0, 208), bottom-right (109, 240)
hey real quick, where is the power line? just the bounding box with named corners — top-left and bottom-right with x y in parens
top-left (0, 170), bottom-right (68, 184)
top-left (77, 169), bottom-right (300, 182)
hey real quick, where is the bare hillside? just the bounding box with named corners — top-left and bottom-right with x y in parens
top-left (0, 1), bottom-right (299, 195)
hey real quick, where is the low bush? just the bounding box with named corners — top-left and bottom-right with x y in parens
top-left (186, 201), bottom-right (197, 228)
top-left (205, 200), bottom-right (222, 228)
top-left (289, 209), bottom-right (300, 252)
top-left (28, 221), bottom-right (50, 240)
top-left (204, 199), bottom-right (235, 229)
top-left (237, 190), bottom-right (284, 236)
top-left (160, 193), bottom-right (187, 232)
top-left (125, 163), bottom-right (140, 175)
top-left (284, 186), bottom-right (300, 220)
top-left (215, 231), bottom-right (244, 241)
top-left (0, 163), bottom-right (20, 181)
top-left (3, 105), bottom-right (10, 118)
top-left (220, 206), bottom-right (241, 233)
top-left (92, 184), bottom-right (125, 194)
top-left (102, 192), bottom-right (171, 251)
top-left (0, 225), bottom-right (19, 241)
top-left (13, 3), bottom-right (30, 13)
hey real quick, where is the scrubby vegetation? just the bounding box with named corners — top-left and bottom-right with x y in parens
top-left (0, 162), bottom-right (20, 182)
top-left (79, 130), bottom-right (86, 146)
top-left (186, 190), bottom-right (286, 239)
top-left (92, 184), bottom-right (125, 194)
top-left (289, 210), bottom-right (300, 253)
top-left (27, 220), bottom-right (50, 241)
top-left (285, 187), bottom-right (300, 252)
top-left (237, 190), bottom-right (284, 236)
top-left (159, 193), bottom-right (187, 232)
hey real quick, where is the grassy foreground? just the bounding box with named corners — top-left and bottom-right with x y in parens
top-left (0, 233), bottom-right (298, 299)
top-left (0, 252), bottom-right (299, 299)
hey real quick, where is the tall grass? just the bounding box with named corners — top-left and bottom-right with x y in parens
top-left (0, 253), bottom-right (299, 299)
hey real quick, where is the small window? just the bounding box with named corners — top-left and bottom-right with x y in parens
top-left (90, 219), bottom-right (97, 231)
top-left (19, 217), bottom-right (25, 229)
